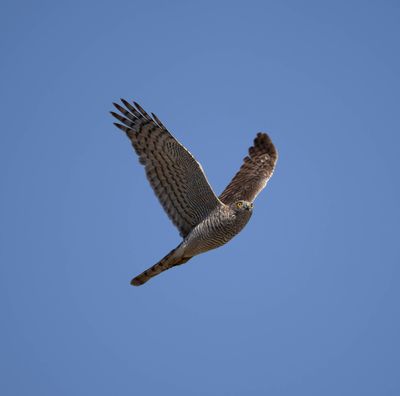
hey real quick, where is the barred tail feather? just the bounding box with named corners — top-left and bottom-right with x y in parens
top-left (131, 246), bottom-right (192, 286)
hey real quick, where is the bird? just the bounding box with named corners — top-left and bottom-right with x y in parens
top-left (110, 99), bottom-right (278, 286)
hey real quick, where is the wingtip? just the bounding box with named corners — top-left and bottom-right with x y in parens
top-left (254, 132), bottom-right (272, 145)
top-left (113, 122), bottom-right (125, 131)
top-left (256, 132), bottom-right (269, 140)
top-left (250, 132), bottom-right (277, 160)
top-left (133, 101), bottom-right (144, 113)
top-left (133, 101), bottom-right (150, 118)
top-left (120, 98), bottom-right (130, 107)
top-left (113, 101), bottom-right (121, 110)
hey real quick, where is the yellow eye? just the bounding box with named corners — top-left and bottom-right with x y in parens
top-left (236, 201), bottom-right (243, 208)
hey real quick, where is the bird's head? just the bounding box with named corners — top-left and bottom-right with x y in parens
top-left (233, 200), bottom-right (254, 213)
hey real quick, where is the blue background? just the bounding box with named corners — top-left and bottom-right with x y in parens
top-left (1, 1), bottom-right (399, 395)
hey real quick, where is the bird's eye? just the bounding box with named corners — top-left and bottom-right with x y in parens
top-left (236, 202), bottom-right (243, 208)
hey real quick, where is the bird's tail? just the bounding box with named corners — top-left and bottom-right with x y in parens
top-left (131, 244), bottom-right (192, 286)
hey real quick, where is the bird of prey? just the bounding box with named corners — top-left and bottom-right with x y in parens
top-left (111, 99), bottom-right (278, 286)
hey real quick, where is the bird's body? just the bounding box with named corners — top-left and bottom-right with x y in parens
top-left (183, 202), bottom-right (253, 257)
top-left (111, 99), bottom-right (277, 286)
top-left (130, 202), bottom-right (253, 285)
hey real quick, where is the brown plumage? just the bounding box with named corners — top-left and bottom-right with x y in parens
top-left (219, 133), bottom-right (277, 204)
top-left (111, 99), bottom-right (278, 286)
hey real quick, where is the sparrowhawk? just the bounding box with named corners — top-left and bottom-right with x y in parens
top-left (111, 99), bottom-right (278, 286)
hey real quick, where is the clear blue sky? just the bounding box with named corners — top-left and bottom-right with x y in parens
top-left (1, 1), bottom-right (399, 395)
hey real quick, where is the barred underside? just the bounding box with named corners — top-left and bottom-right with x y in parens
top-left (183, 205), bottom-right (252, 257)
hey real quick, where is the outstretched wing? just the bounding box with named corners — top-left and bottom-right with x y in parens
top-left (219, 133), bottom-right (277, 204)
top-left (111, 99), bottom-right (222, 237)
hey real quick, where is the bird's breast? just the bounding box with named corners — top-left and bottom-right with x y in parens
top-left (183, 208), bottom-right (252, 256)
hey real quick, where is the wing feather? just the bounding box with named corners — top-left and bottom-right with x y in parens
top-left (111, 99), bottom-right (222, 237)
top-left (219, 133), bottom-right (278, 204)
